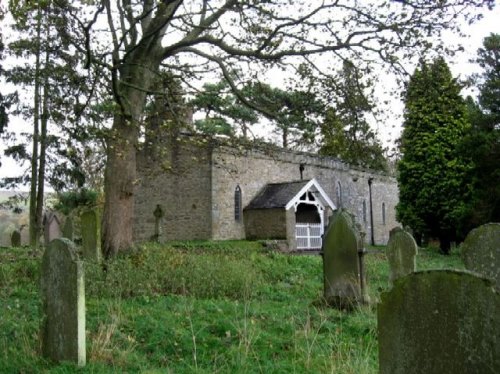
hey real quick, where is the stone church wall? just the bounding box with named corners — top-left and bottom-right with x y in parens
top-left (134, 139), bottom-right (399, 245)
top-left (211, 146), bottom-right (399, 245)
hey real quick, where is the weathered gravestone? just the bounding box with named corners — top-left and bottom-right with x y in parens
top-left (43, 212), bottom-right (62, 246)
top-left (385, 227), bottom-right (418, 285)
top-left (41, 238), bottom-right (85, 366)
top-left (81, 210), bottom-right (101, 261)
top-left (152, 204), bottom-right (164, 242)
top-left (10, 229), bottom-right (21, 247)
top-left (62, 216), bottom-right (74, 241)
top-left (322, 209), bottom-right (367, 309)
top-left (461, 223), bottom-right (500, 290)
top-left (378, 270), bottom-right (500, 374)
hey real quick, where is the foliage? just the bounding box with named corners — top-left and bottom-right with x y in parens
top-left (0, 240), bottom-right (464, 373)
top-left (53, 188), bottom-right (99, 215)
top-left (319, 61), bottom-right (387, 171)
top-left (459, 34), bottom-right (500, 233)
top-left (396, 57), bottom-right (473, 253)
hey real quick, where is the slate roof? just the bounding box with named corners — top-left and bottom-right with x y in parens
top-left (245, 180), bottom-right (311, 210)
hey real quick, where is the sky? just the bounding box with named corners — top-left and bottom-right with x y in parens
top-left (0, 3), bottom-right (499, 184)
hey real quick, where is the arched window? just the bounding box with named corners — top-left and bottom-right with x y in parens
top-left (382, 202), bottom-right (386, 225)
top-left (234, 185), bottom-right (242, 221)
top-left (362, 200), bottom-right (367, 223)
top-left (336, 181), bottom-right (342, 208)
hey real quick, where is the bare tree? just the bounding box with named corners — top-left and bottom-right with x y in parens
top-left (53, 0), bottom-right (493, 257)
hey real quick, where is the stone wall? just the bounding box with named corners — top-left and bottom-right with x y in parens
top-left (244, 208), bottom-right (288, 240)
top-left (211, 146), bottom-right (399, 245)
top-left (134, 141), bottom-right (213, 242)
top-left (134, 139), bottom-right (400, 245)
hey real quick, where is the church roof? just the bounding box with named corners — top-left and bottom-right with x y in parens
top-left (245, 179), bottom-right (336, 211)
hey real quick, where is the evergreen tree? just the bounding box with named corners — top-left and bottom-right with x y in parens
top-left (460, 34), bottom-right (500, 231)
top-left (319, 61), bottom-right (387, 171)
top-left (396, 57), bottom-right (473, 254)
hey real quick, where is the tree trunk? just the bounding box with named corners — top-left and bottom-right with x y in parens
top-left (29, 4), bottom-right (42, 249)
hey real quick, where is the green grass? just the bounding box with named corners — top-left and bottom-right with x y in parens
top-left (0, 241), bottom-right (464, 373)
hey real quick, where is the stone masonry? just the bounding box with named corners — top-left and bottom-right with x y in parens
top-left (134, 137), bottom-right (399, 246)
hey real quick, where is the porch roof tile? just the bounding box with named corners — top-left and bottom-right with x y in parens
top-left (245, 180), bottom-right (311, 210)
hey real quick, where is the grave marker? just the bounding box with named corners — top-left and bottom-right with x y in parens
top-left (378, 270), bottom-right (500, 374)
top-left (41, 238), bottom-right (85, 366)
top-left (43, 212), bottom-right (62, 245)
top-left (322, 210), bottom-right (367, 309)
top-left (386, 227), bottom-right (418, 285)
top-left (461, 223), bottom-right (500, 289)
top-left (62, 216), bottom-right (74, 241)
top-left (81, 210), bottom-right (101, 261)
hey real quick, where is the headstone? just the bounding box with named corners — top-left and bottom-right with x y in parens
top-left (385, 227), bottom-right (418, 285)
top-left (10, 229), bottom-right (21, 247)
top-left (81, 210), bottom-right (101, 261)
top-left (378, 270), bottom-right (500, 374)
top-left (153, 204), bottom-right (164, 242)
top-left (62, 216), bottom-right (74, 241)
top-left (41, 238), bottom-right (85, 366)
top-left (322, 210), bottom-right (367, 309)
top-left (461, 223), bottom-right (500, 289)
top-left (43, 212), bottom-right (62, 245)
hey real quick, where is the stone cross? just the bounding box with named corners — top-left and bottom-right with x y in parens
top-left (81, 210), bottom-right (101, 261)
top-left (378, 270), bottom-right (500, 374)
top-left (41, 238), bottom-right (86, 366)
top-left (43, 212), bottom-right (62, 246)
top-left (385, 227), bottom-right (418, 285)
top-left (461, 223), bottom-right (500, 290)
top-left (153, 204), bottom-right (164, 242)
top-left (322, 209), bottom-right (367, 309)
top-left (10, 229), bottom-right (21, 247)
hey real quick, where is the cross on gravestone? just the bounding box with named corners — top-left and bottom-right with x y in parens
top-left (378, 270), bottom-right (500, 374)
top-left (81, 210), bottom-right (101, 261)
top-left (461, 223), bottom-right (500, 290)
top-left (153, 204), bottom-right (164, 242)
top-left (41, 238), bottom-right (85, 367)
top-left (386, 227), bottom-right (418, 286)
top-left (322, 209), bottom-right (368, 309)
top-left (10, 229), bottom-right (21, 247)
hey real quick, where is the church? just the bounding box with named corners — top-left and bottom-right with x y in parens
top-left (133, 135), bottom-right (399, 251)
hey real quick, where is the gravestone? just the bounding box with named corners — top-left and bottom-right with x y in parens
top-left (10, 229), bottom-right (21, 247)
top-left (81, 210), bottom-right (101, 261)
top-left (43, 212), bottom-right (62, 245)
top-left (378, 270), bottom-right (500, 374)
top-left (322, 209), bottom-right (366, 309)
top-left (385, 227), bottom-right (418, 285)
top-left (461, 223), bottom-right (500, 289)
top-left (62, 216), bottom-right (74, 241)
top-left (41, 238), bottom-right (85, 366)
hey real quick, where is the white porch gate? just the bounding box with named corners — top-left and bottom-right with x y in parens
top-left (295, 223), bottom-right (323, 251)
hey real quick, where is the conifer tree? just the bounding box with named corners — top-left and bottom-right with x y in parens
top-left (397, 57), bottom-right (473, 253)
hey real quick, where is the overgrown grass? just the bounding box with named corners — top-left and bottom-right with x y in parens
top-left (0, 241), bottom-right (464, 373)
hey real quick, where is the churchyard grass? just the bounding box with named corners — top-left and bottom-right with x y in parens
top-left (0, 241), bottom-right (464, 373)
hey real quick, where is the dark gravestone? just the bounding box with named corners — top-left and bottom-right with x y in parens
top-left (81, 210), bottom-right (101, 261)
top-left (152, 204), bottom-right (164, 242)
top-left (11, 229), bottom-right (21, 247)
top-left (62, 216), bottom-right (74, 241)
top-left (385, 227), bottom-right (418, 285)
top-left (41, 238), bottom-right (85, 366)
top-left (378, 270), bottom-right (500, 374)
top-left (461, 223), bottom-right (500, 289)
top-left (322, 210), bottom-right (366, 309)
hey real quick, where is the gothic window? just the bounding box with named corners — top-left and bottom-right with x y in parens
top-left (336, 181), bottom-right (342, 208)
top-left (382, 202), bottom-right (386, 225)
top-left (234, 185), bottom-right (242, 221)
top-left (363, 200), bottom-right (367, 223)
